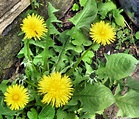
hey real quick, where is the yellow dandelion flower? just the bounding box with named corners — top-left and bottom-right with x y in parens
top-left (21, 13), bottom-right (48, 40)
top-left (90, 21), bottom-right (116, 46)
top-left (38, 72), bottom-right (73, 108)
top-left (4, 84), bottom-right (29, 110)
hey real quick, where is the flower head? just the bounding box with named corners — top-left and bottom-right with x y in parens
top-left (21, 13), bottom-right (48, 40)
top-left (38, 72), bottom-right (73, 108)
top-left (4, 84), bottom-right (29, 110)
top-left (90, 21), bottom-right (116, 46)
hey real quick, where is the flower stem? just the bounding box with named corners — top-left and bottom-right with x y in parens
top-left (24, 39), bottom-right (39, 79)
top-left (53, 37), bottom-right (69, 72)
top-left (42, 37), bottom-right (49, 73)
top-left (66, 43), bottom-right (95, 76)
top-left (25, 79), bottom-right (38, 88)
top-left (43, 50), bottom-right (48, 72)
top-left (52, 30), bottom-right (75, 72)
top-left (25, 39), bottom-right (32, 61)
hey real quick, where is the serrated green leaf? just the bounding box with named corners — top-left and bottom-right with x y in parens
top-left (0, 80), bottom-right (9, 93)
top-left (33, 47), bottom-right (53, 65)
top-left (46, 2), bottom-right (61, 35)
top-left (27, 108), bottom-right (38, 119)
top-left (115, 89), bottom-right (139, 118)
top-left (33, 38), bottom-right (54, 65)
top-left (39, 105), bottom-right (55, 119)
top-left (82, 51), bottom-right (94, 64)
top-left (91, 42), bottom-right (100, 51)
top-left (58, 30), bottom-right (70, 44)
top-left (29, 40), bottom-right (45, 49)
top-left (17, 44), bottom-right (34, 59)
top-left (82, 51), bottom-right (94, 74)
top-left (84, 62), bottom-right (93, 75)
top-left (98, 1), bottom-right (116, 13)
top-left (47, 2), bottom-right (58, 17)
top-left (72, 69), bottom-right (86, 85)
top-left (69, 0), bottom-right (97, 29)
top-left (78, 83), bottom-right (115, 114)
top-left (33, 52), bottom-right (44, 65)
top-left (71, 28), bottom-right (92, 46)
top-left (75, 46), bottom-right (84, 53)
top-left (52, 31), bottom-right (76, 71)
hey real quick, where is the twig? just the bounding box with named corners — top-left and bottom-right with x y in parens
top-left (124, 20), bottom-right (139, 56)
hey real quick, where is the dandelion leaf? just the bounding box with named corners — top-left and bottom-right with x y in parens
top-left (39, 105), bottom-right (55, 119)
top-left (115, 89), bottom-right (139, 118)
top-left (82, 51), bottom-right (94, 64)
top-left (105, 53), bottom-right (138, 80)
top-left (46, 2), bottom-right (61, 35)
top-left (0, 80), bottom-right (9, 93)
top-left (71, 28), bottom-right (92, 46)
top-left (113, 9), bottom-right (125, 27)
top-left (56, 109), bottom-right (76, 119)
top-left (79, 0), bottom-right (87, 7)
top-left (78, 83), bottom-right (115, 114)
top-left (33, 38), bottom-right (55, 65)
top-left (98, 1), bottom-right (116, 13)
top-left (52, 31), bottom-right (76, 71)
top-left (17, 41), bottom-right (33, 58)
top-left (97, 53), bottom-right (138, 80)
top-left (27, 108), bottom-right (38, 119)
top-left (125, 77), bottom-right (139, 92)
top-left (0, 97), bottom-right (16, 116)
top-left (69, 0), bottom-right (97, 29)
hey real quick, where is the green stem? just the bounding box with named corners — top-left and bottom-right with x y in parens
top-left (42, 37), bottom-right (49, 73)
top-left (53, 38), bottom-right (69, 72)
top-left (24, 40), bottom-right (39, 80)
top-left (52, 28), bottom-right (77, 72)
top-left (43, 50), bottom-right (48, 72)
top-left (25, 40), bottom-right (32, 61)
top-left (25, 79), bottom-right (38, 88)
top-left (66, 43), bottom-right (95, 76)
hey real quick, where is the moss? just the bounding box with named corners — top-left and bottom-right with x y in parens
top-left (0, 15), bottom-right (23, 80)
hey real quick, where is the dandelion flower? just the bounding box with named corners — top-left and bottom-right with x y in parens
top-left (90, 21), bottom-right (116, 46)
top-left (4, 84), bottom-right (29, 110)
top-left (21, 13), bottom-right (48, 40)
top-left (38, 72), bottom-right (73, 108)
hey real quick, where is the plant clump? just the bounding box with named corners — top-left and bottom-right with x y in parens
top-left (0, 0), bottom-right (139, 118)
